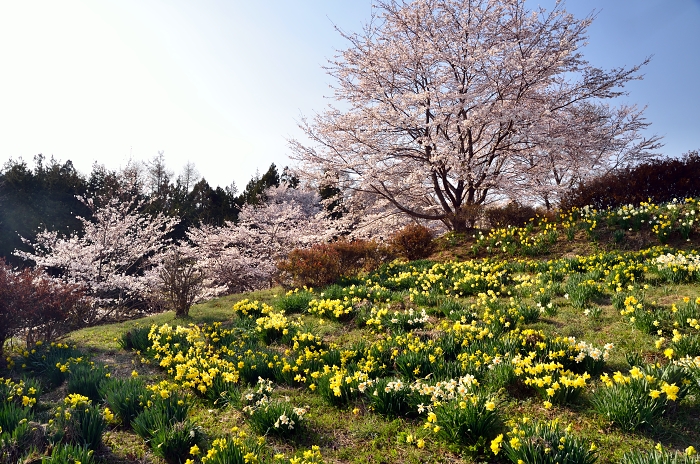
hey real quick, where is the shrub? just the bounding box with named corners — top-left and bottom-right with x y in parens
top-left (331, 239), bottom-right (392, 276)
top-left (277, 239), bottom-right (391, 288)
top-left (484, 202), bottom-right (539, 228)
top-left (0, 262), bottom-right (85, 359)
top-left (561, 150), bottom-right (700, 211)
top-left (388, 224), bottom-right (435, 261)
top-left (277, 244), bottom-right (341, 288)
top-left (151, 249), bottom-right (206, 318)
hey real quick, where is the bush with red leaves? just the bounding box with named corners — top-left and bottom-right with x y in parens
top-left (277, 244), bottom-right (342, 288)
top-left (388, 224), bottom-right (435, 261)
top-left (277, 239), bottom-right (391, 288)
top-left (0, 261), bottom-right (86, 358)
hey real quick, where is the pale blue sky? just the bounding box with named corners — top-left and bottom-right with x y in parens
top-left (1, 1), bottom-right (698, 190)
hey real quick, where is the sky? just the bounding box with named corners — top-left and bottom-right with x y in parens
top-left (1, 0), bottom-right (699, 191)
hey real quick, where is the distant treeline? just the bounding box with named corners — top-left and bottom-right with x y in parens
top-left (0, 153), bottom-right (289, 266)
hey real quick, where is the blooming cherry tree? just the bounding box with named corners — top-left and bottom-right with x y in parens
top-left (184, 185), bottom-right (332, 292)
top-left (16, 186), bottom-right (179, 318)
top-left (291, 0), bottom-right (660, 231)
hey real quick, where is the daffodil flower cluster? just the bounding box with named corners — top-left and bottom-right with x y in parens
top-left (199, 429), bottom-right (265, 464)
top-left (0, 377), bottom-right (38, 408)
top-left (491, 417), bottom-right (596, 462)
top-left (307, 298), bottom-right (354, 320)
top-left (653, 252), bottom-right (700, 283)
top-left (232, 299), bottom-right (274, 317)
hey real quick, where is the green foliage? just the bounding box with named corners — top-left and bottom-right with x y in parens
top-left (237, 163), bottom-right (280, 205)
top-left (516, 303), bottom-right (542, 324)
top-left (66, 361), bottom-right (109, 403)
top-left (494, 418), bottom-right (597, 464)
top-left (132, 390), bottom-right (191, 440)
top-left (1, 419), bottom-right (40, 464)
top-left (565, 274), bottom-right (603, 309)
top-left (200, 433), bottom-right (266, 464)
top-left (241, 381), bottom-right (308, 439)
top-left (118, 325), bottom-right (154, 352)
top-left (276, 289), bottom-right (315, 314)
top-left (0, 155), bottom-right (90, 267)
top-left (0, 402), bottom-right (34, 442)
top-left (366, 378), bottom-right (420, 418)
top-left (592, 374), bottom-right (667, 432)
top-left (22, 343), bottom-right (83, 389)
top-left (132, 406), bottom-right (168, 441)
top-left (99, 377), bottom-right (149, 426)
top-left (246, 400), bottom-right (308, 438)
top-left (431, 395), bottom-right (501, 448)
top-left (50, 394), bottom-right (105, 449)
top-left (150, 420), bottom-right (205, 464)
top-left (41, 443), bottom-right (95, 464)
top-left (621, 448), bottom-right (700, 464)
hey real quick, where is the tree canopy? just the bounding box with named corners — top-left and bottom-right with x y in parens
top-left (291, 0), bottom-right (660, 231)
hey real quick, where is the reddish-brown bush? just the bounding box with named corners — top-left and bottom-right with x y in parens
top-left (277, 239), bottom-right (391, 288)
top-left (561, 150), bottom-right (700, 210)
top-left (0, 261), bottom-right (86, 358)
top-left (484, 202), bottom-right (539, 228)
top-left (277, 244), bottom-right (342, 288)
top-left (388, 224), bottom-right (435, 261)
top-left (331, 239), bottom-right (392, 276)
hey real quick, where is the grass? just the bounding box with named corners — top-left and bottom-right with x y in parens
top-left (66, 288), bottom-right (280, 351)
top-left (3, 200), bottom-right (700, 463)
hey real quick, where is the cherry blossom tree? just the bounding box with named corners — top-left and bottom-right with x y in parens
top-left (15, 183), bottom-right (179, 319)
top-left (290, 0), bottom-right (660, 231)
top-left (508, 102), bottom-right (661, 209)
top-left (184, 185), bottom-right (332, 293)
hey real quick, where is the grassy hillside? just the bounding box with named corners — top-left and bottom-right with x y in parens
top-left (3, 200), bottom-right (700, 463)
